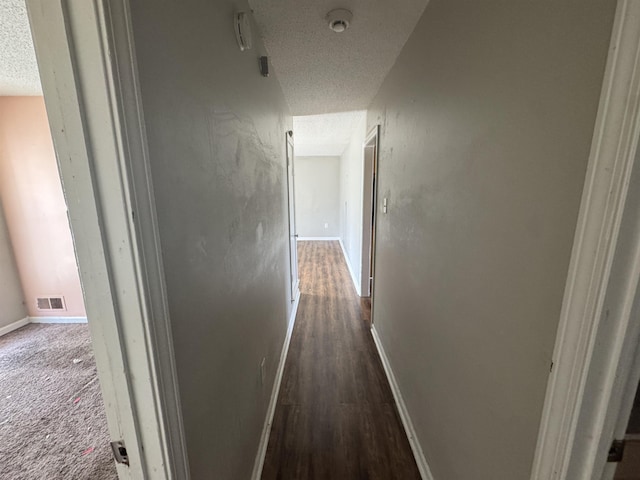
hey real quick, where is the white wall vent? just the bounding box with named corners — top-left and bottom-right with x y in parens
top-left (36, 296), bottom-right (66, 311)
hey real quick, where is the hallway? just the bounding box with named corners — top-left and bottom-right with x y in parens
top-left (20, 0), bottom-right (629, 476)
top-left (262, 241), bottom-right (420, 479)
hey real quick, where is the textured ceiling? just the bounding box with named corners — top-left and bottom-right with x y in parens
top-left (250, 0), bottom-right (428, 115)
top-left (0, 0), bottom-right (429, 104)
top-left (293, 110), bottom-right (365, 157)
top-left (0, 0), bottom-right (41, 95)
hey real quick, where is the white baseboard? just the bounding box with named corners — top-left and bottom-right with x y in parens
top-left (29, 316), bottom-right (88, 324)
top-left (338, 238), bottom-right (361, 296)
top-left (0, 316), bottom-right (89, 337)
top-left (0, 317), bottom-right (30, 337)
top-left (251, 288), bottom-right (301, 480)
top-left (371, 325), bottom-right (434, 480)
top-left (296, 236), bottom-right (340, 241)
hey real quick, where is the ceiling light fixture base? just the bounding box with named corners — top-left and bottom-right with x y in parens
top-left (326, 9), bottom-right (353, 33)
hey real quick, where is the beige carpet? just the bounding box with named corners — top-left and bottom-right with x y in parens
top-left (0, 324), bottom-right (118, 479)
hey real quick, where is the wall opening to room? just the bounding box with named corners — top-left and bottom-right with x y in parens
top-left (0, 92), bottom-right (117, 480)
top-left (291, 110), bottom-right (373, 303)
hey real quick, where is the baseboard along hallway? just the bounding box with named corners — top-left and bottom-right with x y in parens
top-left (261, 241), bottom-right (420, 479)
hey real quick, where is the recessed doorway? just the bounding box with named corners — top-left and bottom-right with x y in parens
top-left (361, 126), bottom-right (380, 301)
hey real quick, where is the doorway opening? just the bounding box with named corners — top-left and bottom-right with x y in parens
top-left (361, 125), bottom-right (380, 300)
top-left (0, 97), bottom-right (116, 478)
top-left (290, 111), bottom-right (371, 301)
top-left (285, 130), bottom-right (300, 301)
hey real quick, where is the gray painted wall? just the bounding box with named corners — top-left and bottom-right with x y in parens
top-left (339, 113), bottom-right (366, 292)
top-left (0, 200), bottom-right (26, 328)
top-left (129, 1), bottom-right (292, 477)
top-left (367, 1), bottom-right (616, 479)
top-left (295, 156), bottom-right (340, 237)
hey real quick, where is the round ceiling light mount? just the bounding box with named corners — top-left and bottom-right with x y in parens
top-left (326, 8), bottom-right (352, 33)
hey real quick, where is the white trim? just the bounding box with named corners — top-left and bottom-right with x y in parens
top-left (27, 3), bottom-right (145, 477)
top-left (361, 125), bottom-right (380, 298)
top-left (531, 2), bottom-right (640, 479)
top-left (286, 133), bottom-right (300, 306)
top-left (339, 238), bottom-right (361, 296)
top-left (371, 326), bottom-right (434, 480)
top-left (0, 317), bottom-right (30, 337)
top-left (98, 0), bottom-right (190, 476)
top-left (29, 316), bottom-right (88, 324)
top-left (251, 288), bottom-right (301, 480)
top-left (363, 124), bottom-right (380, 146)
top-left (296, 236), bottom-right (341, 241)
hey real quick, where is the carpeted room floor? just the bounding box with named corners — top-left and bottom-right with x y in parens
top-left (0, 324), bottom-right (118, 479)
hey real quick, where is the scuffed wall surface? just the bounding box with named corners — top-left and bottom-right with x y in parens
top-left (129, 0), bottom-right (292, 477)
top-left (367, 1), bottom-right (615, 479)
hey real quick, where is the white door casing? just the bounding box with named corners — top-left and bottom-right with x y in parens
top-left (588, 160), bottom-right (640, 479)
top-left (286, 132), bottom-right (300, 300)
top-left (530, 1), bottom-right (640, 479)
top-left (361, 125), bottom-right (379, 299)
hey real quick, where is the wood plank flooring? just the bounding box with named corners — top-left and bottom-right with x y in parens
top-left (262, 241), bottom-right (421, 480)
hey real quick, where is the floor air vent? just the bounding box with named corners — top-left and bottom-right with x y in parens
top-left (36, 296), bottom-right (66, 311)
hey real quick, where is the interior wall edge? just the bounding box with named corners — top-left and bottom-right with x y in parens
top-left (29, 316), bottom-right (88, 324)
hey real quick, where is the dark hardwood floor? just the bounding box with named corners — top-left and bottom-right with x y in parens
top-left (262, 241), bottom-right (421, 480)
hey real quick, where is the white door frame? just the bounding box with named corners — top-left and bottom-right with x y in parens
top-left (587, 155), bottom-right (640, 480)
top-left (26, 0), bottom-right (189, 478)
top-left (360, 125), bottom-right (379, 298)
top-left (531, 1), bottom-right (640, 479)
top-left (286, 131), bottom-right (300, 300)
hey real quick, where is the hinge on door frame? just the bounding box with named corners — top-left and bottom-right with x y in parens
top-left (607, 439), bottom-right (625, 462)
top-left (110, 440), bottom-right (130, 466)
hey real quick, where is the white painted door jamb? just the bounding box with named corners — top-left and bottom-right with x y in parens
top-left (361, 125), bottom-right (379, 299)
top-left (531, 1), bottom-right (640, 479)
top-left (286, 132), bottom-right (300, 301)
top-left (26, 0), bottom-right (189, 478)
